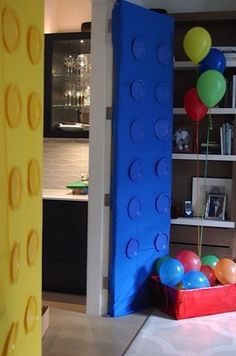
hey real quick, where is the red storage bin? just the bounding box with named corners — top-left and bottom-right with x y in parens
top-left (151, 275), bottom-right (236, 320)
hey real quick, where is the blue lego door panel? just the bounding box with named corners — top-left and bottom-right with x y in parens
top-left (109, 0), bottom-right (174, 317)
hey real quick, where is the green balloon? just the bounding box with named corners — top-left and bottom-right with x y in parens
top-left (196, 69), bottom-right (226, 108)
top-left (201, 255), bottom-right (219, 269)
top-left (156, 255), bottom-right (171, 274)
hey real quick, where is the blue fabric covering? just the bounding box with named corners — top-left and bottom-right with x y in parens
top-left (109, 0), bottom-right (174, 317)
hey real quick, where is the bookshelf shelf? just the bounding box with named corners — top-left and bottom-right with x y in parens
top-left (172, 153), bottom-right (236, 161)
top-left (171, 217), bottom-right (235, 229)
top-left (174, 108), bottom-right (236, 115)
top-left (174, 60), bottom-right (236, 70)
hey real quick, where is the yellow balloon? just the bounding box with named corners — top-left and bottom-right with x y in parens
top-left (183, 27), bottom-right (212, 64)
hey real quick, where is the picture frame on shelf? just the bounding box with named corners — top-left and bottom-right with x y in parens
top-left (191, 177), bottom-right (232, 219)
top-left (205, 193), bottom-right (226, 221)
top-left (173, 125), bottom-right (193, 153)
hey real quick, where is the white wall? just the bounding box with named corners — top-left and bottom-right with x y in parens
top-left (44, 0), bottom-right (91, 33)
top-left (138, 0), bottom-right (236, 12)
top-left (43, 0), bottom-right (91, 190)
top-left (43, 139), bottom-right (89, 189)
top-left (45, 0), bottom-right (236, 33)
top-left (86, 0), bottom-right (114, 316)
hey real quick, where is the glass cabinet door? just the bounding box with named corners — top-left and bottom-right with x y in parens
top-left (44, 32), bottom-right (91, 138)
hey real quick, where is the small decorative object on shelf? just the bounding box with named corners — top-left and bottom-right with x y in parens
top-left (191, 177), bottom-right (232, 219)
top-left (200, 141), bottom-right (220, 154)
top-left (205, 193), bottom-right (226, 221)
top-left (173, 125), bottom-right (193, 153)
top-left (184, 200), bottom-right (193, 217)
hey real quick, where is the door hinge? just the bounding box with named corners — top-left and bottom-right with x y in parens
top-left (106, 107), bottom-right (112, 120)
top-left (103, 277), bottom-right (108, 290)
top-left (107, 19), bottom-right (112, 33)
top-left (104, 194), bottom-right (110, 207)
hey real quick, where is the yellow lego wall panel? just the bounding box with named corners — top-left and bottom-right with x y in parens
top-left (0, 0), bottom-right (44, 355)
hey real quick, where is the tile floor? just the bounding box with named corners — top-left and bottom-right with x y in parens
top-left (126, 309), bottom-right (236, 356)
top-left (42, 307), bottom-right (149, 355)
top-left (42, 293), bottom-right (236, 356)
top-left (42, 291), bottom-right (150, 355)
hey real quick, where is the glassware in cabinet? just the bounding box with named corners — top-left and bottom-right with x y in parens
top-left (44, 32), bottom-right (91, 138)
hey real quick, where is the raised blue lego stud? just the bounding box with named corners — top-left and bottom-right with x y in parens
top-left (130, 79), bottom-right (145, 101)
top-left (154, 232), bottom-right (168, 252)
top-left (155, 82), bottom-right (170, 103)
top-left (130, 120), bottom-right (144, 142)
top-left (132, 37), bottom-right (146, 60)
top-left (154, 120), bottom-right (170, 140)
top-left (155, 194), bottom-right (171, 214)
top-left (129, 160), bottom-right (144, 181)
top-left (157, 42), bottom-right (171, 64)
top-left (128, 198), bottom-right (142, 219)
top-left (126, 238), bottom-right (140, 259)
top-left (155, 159), bottom-right (169, 179)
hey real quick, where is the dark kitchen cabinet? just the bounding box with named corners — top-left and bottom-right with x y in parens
top-left (44, 32), bottom-right (91, 138)
top-left (42, 199), bottom-right (88, 294)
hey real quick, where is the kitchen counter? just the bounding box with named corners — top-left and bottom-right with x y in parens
top-left (43, 189), bottom-right (88, 202)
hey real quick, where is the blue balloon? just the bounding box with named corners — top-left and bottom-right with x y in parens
top-left (182, 270), bottom-right (210, 289)
top-left (198, 48), bottom-right (226, 74)
top-left (159, 258), bottom-right (184, 287)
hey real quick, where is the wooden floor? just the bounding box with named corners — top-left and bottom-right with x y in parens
top-left (42, 291), bottom-right (86, 313)
top-left (42, 292), bottom-right (149, 356)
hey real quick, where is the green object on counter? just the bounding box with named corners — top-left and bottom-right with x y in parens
top-left (66, 180), bottom-right (88, 189)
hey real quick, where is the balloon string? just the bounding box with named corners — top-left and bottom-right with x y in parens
top-left (194, 121), bottom-right (201, 256)
top-left (195, 67), bottom-right (201, 254)
top-left (198, 112), bottom-right (212, 257)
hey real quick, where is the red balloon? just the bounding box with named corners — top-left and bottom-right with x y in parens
top-left (184, 87), bottom-right (208, 121)
top-left (200, 265), bottom-right (216, 286)
top-left (175, 250), bottom-right (201, 272)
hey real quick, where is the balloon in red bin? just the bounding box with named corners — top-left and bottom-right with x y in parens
top-left (201, 255), bottom-right (219, 269)
top-left (182, 270), bottom-right (210, 289)
top-left (159, 258), bottom-right (184, 287)
top-left (175, 250), bottom-right (201, 272)
top-left (184, 87), bottom-right (208, 121)
top-left (214, 258), bottom-right (236, 285)
top-left (200, 265), bottom-right (216, 286)
top-left (156, 255), bottom-right (171, 275)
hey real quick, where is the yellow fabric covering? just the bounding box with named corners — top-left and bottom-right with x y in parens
top-left (0, 1), bottom-right (44, 354)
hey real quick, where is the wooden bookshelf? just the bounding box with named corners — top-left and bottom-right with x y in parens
top-left (171, 11), bottom-right (236, 259)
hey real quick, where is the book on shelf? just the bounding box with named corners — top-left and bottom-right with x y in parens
top-left (200, 141), bottom-right (220, 154)
top-left (232, 75), bottom-right (236, 108)
top-left (219, 74), bottom-right (236, 108)
top-left (213, 46), bottom-right (236, 53)
top-left (220, 122), bottom-right (233, 155)
top-left (213, 46), bottom-right (236, 64)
